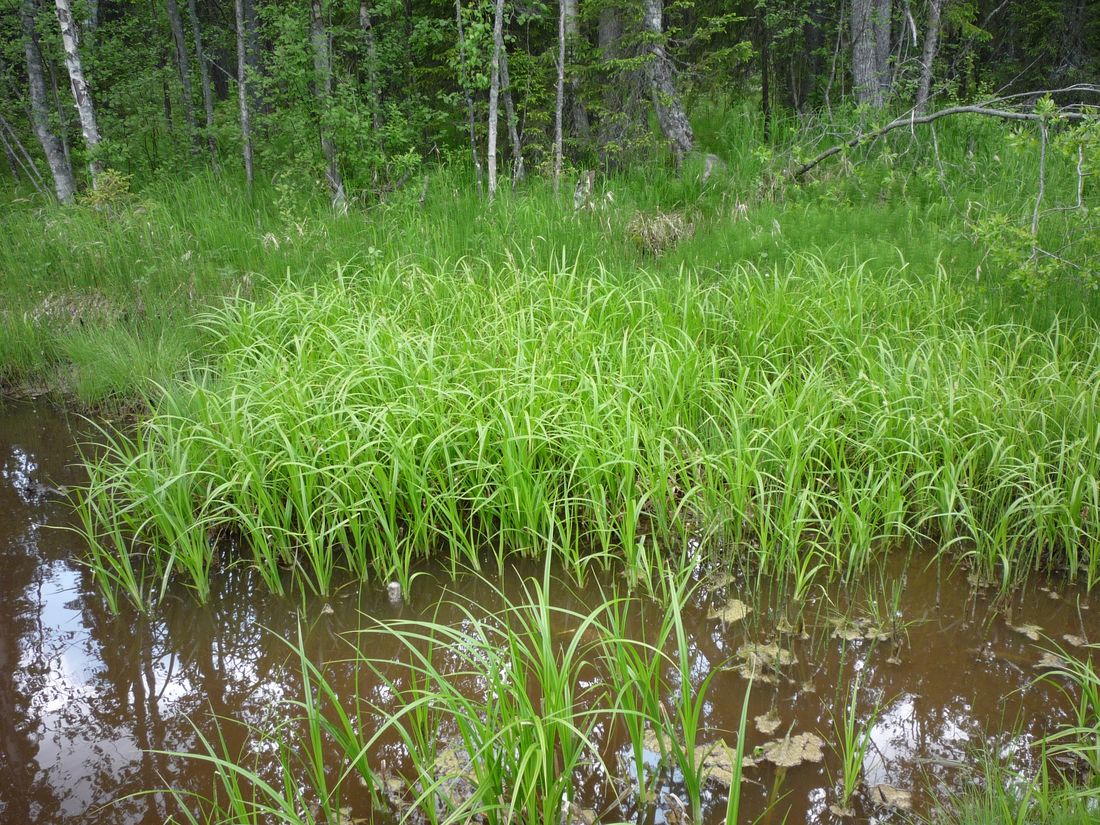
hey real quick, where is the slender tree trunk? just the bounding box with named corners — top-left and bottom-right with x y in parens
top-left (873, 0), bottom-right (893, 96)
top-left (454, 0), bottom-right (482, 196)
top-left (0, 119), bottom-right (20, 180)
top-left (359, 0), bottom-right (381, 131)
top-left (310, 0), bottom-right (346, 209)
top-left (44, 55), bottom-right (72, 167)
top-left (165, 0), bottom-right (198, 145)
top-left (641, 0), bottom-right (693, 163)
top-left (23, 0), bottom-right (75, 201)
top-left (915, 0), bottom-right (941, 113)
top-left (553, 0), bottom-right (565, 194)
top-left (486, 0), bottom-right (504, 200)
top-left (0, 113), bottom-right (48, 195)
top-left (185, 0), bottom-right (218, 164)
top-left (499, 47), bottom-right (523, 185)
top-left (563, 0), bottom-right (589, 141)
top-left (850, 0), bottom-right (881, 106)
top-left (759, 8), bottom-right (771, 143)
top-left (234, 0), bottom-right (252, 191)
top-left (54, 0), bottom-right (103, 185)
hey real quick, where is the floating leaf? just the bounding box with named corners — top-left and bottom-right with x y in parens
top-left (755, 711), bottom-right (781, 735)
top-left (1010, 623), bottom-right (1043, 641)
top-left (829, 616), bottom-right (889, 642)
top-left (1063, 634), bottom-right (1088, 647)
top-left (758, 732), bottom-right (824, 767)
top-left (734, 645), bottom-right (796, 682)
top-left (1035, 651), bottom-right (1067, 670)
top-left (867, 783), bottom-right (912, 811)
top-left (828, 803), bottom-right (855, 817)
top-left (708, 597), bottom-right (751, 624)
top-left (694, 741), bottom-right (756, 787)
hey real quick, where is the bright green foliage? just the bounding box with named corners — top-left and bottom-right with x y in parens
top-left (74, 246), bottom-right (1100, 608)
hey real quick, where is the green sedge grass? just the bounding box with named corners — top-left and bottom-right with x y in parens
top-left (75, 251), bottom-right (1100, 609)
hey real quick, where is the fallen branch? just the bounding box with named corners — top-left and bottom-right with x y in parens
top-left (791, 101), bottom-right (1096, 179)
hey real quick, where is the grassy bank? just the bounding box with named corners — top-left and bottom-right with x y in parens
top-left (2, 103), bottom-right (1097, 408)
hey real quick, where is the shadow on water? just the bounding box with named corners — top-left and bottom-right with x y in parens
top-left (0, 400), bottom-right (1096, 824)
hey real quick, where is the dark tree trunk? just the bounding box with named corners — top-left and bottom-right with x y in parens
top-left (851, 0), bottom-right (882, 106)
top-left (185, 0), bottom-right (217, 164)
top-left (563, 0), bottom-right (590, 141)
top-left (915, 0), bottom-right (942, 113)
top-left (359, 0), bottom-right (381, 130)
top-left (310, 0), bottom-right (346, 209)
top-left (642, 0), bottom-right (693, 162)
top-left (165, 0), bottom-right (198, 144)
top-left (234, 0), bottom-right (253, 190)
top-left (454, 0), bottom-right (482, 196)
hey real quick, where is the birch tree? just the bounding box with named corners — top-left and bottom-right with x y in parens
top-left (553, 0), bottom-right (565, 194)
top-left (22, 0), bottom-right (75, 201)
top-left (235, 0), bottom-right (253, 190)
top-left (642, 0), bottom-right (693, 162)
top-left (185, 0), bottom-right (217, 164)
top-left (310, 0), bottom-right (346, 209)
top-left (54, 0), bottom-right (103, 185)
top-left (486, 0), bottom-right (504, 200)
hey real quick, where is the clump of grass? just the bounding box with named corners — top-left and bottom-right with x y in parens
top-left (77, 253), bottom-right (1100, 608)
top-left (625, 210), bottom-right (693, 255)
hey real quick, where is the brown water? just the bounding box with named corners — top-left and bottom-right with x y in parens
top-left (1, 400), bottom-right (1096, 825)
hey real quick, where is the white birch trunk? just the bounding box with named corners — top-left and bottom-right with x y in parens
top-left (553, 0), bottom-right (565, 195)
top-left (486, 0), bottom-right (504, 200)
top-left (22, 0), bottom-right (75, 201)
top-left (54, 0), bottom-right (102, 185)
top-left (234, 0), bottom-right (253, 190)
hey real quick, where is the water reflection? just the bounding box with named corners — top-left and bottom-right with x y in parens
top-left (0, 401), bottom-right (1095, 825)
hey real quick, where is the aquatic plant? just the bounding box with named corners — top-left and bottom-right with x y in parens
top-left (76, 252), bottom-right (1100, 608)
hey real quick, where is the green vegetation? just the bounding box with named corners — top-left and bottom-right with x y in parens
top-left (163, 560), bottom-right (759, 825)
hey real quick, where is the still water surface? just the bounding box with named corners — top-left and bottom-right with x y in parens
top-left (1, 401), bottom-right (1095, 824)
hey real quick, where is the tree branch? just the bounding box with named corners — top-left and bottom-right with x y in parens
top-left (791, 99), bottom-right (1096, 179)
